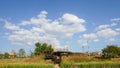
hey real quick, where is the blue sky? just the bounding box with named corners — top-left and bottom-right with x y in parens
top-left (0, 0), bottom-right (120, 54)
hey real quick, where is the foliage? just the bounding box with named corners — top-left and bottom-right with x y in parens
top-left (0, 52), bottom-right (3, 59)
top-left (34, 42), bottom-right (53, 55)
top-left (18, 48), bottom-right (26, 58)
top-left (4, 52), bottom-right (9, 59)
top-left (102, 45), bottom-right (120, 59)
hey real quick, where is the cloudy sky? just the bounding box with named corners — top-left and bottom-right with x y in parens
top-left (0, 0), bottom-right (120, 53)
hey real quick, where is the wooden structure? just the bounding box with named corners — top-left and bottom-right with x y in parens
top-left (45, 51), bottom-right (70, 64)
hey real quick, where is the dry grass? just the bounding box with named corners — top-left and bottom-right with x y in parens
top-left (0, 55), bottom-right (53, 64)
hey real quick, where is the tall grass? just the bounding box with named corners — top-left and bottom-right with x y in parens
top-left (0, 55), bottom-right (54, 68)
top-left (61, 62), bottom-right (120, 68)
top-left (0, 63), bottom-right (54, 68)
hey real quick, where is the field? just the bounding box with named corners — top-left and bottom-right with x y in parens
top-left (61, 53), bottom-right (120, 68)
top-left (0, 53), bottom-right (120, 68)
top-left (0, 55), bottom-right (54, 68)
top-left (61, 62), bottom-right (120, 68)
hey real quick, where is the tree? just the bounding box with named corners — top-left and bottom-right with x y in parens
top-left (4, 52), bottom-right (9, 59)
top-left (34, 42), bottom-right (42, 55)
top-left (102, 45), bottom-right (120, 59)
top-left (41, 43), bottom-right (47, 53)
top-left (47, 45), bottom-right (53, 53)
top-left (0, 52), bottom-right (3, 59)
top-left (34, 42), bottom-right (53, 55)
top-left (18, 49), bottom-right (26, 58)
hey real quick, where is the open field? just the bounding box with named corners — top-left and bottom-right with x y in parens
top-left (61, 61), bottom-right (120, 68)
top-left (0, 63), bottom-right (54, 68)
top-left (0, 55), bottom-right (54, 68)
top-left (61, 53), bottom-right (120, 68)
top-left (0, 54), bottom-right (120, 68)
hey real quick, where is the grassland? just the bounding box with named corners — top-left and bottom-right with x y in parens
top-left (0, 55), bottom-right (54, 68)
top-left (0, 53), bottom-right (120, 68)
top-left (61, 53), bottom-right (120, 68)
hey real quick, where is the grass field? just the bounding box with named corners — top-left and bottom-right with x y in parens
top-left (61, 61), bottom-right (120, 68)
top-left (0, 54), bottom-right (120, 68)
top-left (0, 55), bottom-right (54, 68)
top-left (0, 63), bottom-right (54, 68)
top-left (61, 53), bottom-right (120, 68)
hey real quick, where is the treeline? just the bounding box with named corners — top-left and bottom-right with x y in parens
top-left (0, 48), bottom-right (26, 59)
top-left (0, 42), bottom-right (120, 60)
top-left (0, 42), bottom-right (53, 59)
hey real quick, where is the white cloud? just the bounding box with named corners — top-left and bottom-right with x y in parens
top-left (20, 11), bottom-right (86, 38)
top-left (97, 24), bottom-right (109, 30)
top-left (111, 18), bottom-right (120, 21)
top-left (93, 39), bottom-right (99, 42)
top-left (111, 23), bottom-right (117, 26)
top-left (20, 21), bottom-right (30, 26)
top-left (8, 29), bottom-right (60, 46)
top-left (4, 22), bottom-right (20, 30)
top-left (116, 28), bottom-right (120, 31)
top-left (108, 38), bottom-right (115, 42)
top-left (78, 33), bottom-right (98, 46)
top-left (97, 23), bottom-right (117, 30)
top-left (20, 11), bottom-right (50, 26)
top-left (62, 13), bottom-right (85, 24)
top-left (5, 11), bottom-right (86, 48)
top-left (78, 23), bottom-right (119, 45)
top-left (78, 39), bottom-right (88, 46)
top-left (83, 33), bottom-right (97, 39)
top-left (96, 28), bottom-right (119, 38)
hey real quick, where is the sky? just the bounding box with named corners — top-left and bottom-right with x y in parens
top-left (0, 0), bottom-right (120, 54)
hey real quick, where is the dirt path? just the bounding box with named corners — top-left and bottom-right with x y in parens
top-left (54, 64), bottom-right (60, 68)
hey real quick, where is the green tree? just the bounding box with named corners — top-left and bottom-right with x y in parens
top-left (34, 42), bottom-right (53, 55)
top-left (41, 43), bottom-right (48, 53)
top-left (0, 52), bottom-right (3, 59)
top-left (18, 49), bottom-right (26, 58)
top-left (47, 45), bottom-right (53, 53)
top-left (4, 52), bottom-right (9, 59)
top-left (34, 42), bottom-right (42, 55)
top-left (102, 45), bottom-right (120, 59)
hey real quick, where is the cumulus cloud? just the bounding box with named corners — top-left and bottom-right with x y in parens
top-left (78, 33), bottom-right (98, 46)
top-left (83, 33), bottom-right (97, 39)
top-left (116, 28), bottom-right (120, 31)
top-left (111, 18), bottom-right (120, 21)
top-left (4, 22), bottom-right (20, 30)
top-left (78, 22), bottom-right (119, 46)
top-left (97, 23), bottom-right (117, 30)
top-left (62, 13), bottom-right (85, 24)
top-left (96, 28), bottom-right (119, 38)
top-left (97, 24), bottom-right (109, 30)
top-left (0, 18), bottom-right (20, 30)
top-left (4, 11), bottom-right (86, 48)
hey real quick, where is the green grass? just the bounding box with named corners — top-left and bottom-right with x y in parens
top-left (0, 63), bottom-right (54, 68)
top-left (61, 61), bottom-right (120, 68)
top-left (0, 55), bottom-right (54, 68)
top-left (61, 53), bottom-right (120, 68)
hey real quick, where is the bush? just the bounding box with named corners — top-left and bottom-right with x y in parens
top-left (102, 45), bottom-right (120, 59)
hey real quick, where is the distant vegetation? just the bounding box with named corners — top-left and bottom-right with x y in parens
top-left (0, 43), bottom-right (120, 68)
top-left (34, 42), bottom-right (53, 55)
top-left (102, 45), bottom-right (120, 59)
